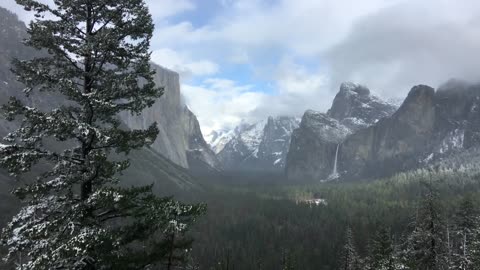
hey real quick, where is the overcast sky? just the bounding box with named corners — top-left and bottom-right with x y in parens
top-left (3, 0), bottom-right (480, 134)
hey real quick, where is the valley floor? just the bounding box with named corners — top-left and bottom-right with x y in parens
top-left (188, 169), bottom-right (480, 270)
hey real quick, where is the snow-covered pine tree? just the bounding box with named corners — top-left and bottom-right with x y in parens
top-left (368, 226), bottom-right (396, 270)
top-left (338, 226), bottom-right (360, 270)
top-left (163, 215), bottom-right (197, 270)
top-left (450, 196), bottom-right (478, 270)
top-left (0, 0), bottom-right (204, 269)
top-left (471, 216), bottom-right (480, 270)
top-left (404, 181), bottom-right (448, 270)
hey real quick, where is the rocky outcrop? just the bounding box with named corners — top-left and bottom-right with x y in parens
top-left (0, 8), bottom-right (52, 137)
top-left (286, 111), bottom-right (351, 180)
top-left (257, 116), bottom-right (301, 169)
top-left (120, 64), bottom-right (222, 171)
top-left (207, 129), bottom-right (236, 154)
top-left (286, 82), bottom-right (398, 181)
top-left (339, 85), bottom-right (436, 178)
top-left (328, 82), bottom-right (397, 130)
top-left (287, 80), bottom-right (480, 181)
top-left (434, 80), bottom-right (480, 150)
top-left (120, 63), bottom-right (222, 171)
top-left (339, 82), bottom-right (480, 179)
top-left (120, 65), bottom-right (191, 167)
top-left (183, 107), bottom-right (222, 172)
top-left (213, 116), bottom-right (300, 172)
top-left (216, 120), bottom-right (267, 171)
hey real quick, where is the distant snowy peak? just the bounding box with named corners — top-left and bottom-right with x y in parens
top-left (301, 110), bottom-right (352, 143)
top-left (239, 120), bottom-right (267, 152)
top-left (328, 82), bottom-right (398, 130)
top-left (258, 116), bottom-right (301, 168)
top-left (207, 129), bottom-right (236, 154)
top-left (213, 116), bottom-right (300, 172)
top-left (266, 116), bottom-right (301, 134)
top-left (287, 82), bottom-right (398, 181)
top-left (207, 120), bottom-right (267, 155)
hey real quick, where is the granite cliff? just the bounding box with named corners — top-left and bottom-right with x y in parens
top-left (211, 116), bottom-right (300, 172)
top-left (286, 81), bottom-right (480, 181)
top-left (286, 82), bottom-right (397, 180)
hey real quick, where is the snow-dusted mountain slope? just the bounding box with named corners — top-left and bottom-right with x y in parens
top-left (208, 116), bottom-right (300, 172)
top-left (286, 82), bottom-right (398, 181)
top-left (207, 129), bottom-right (236, 154)
top-left (287, 80), bottom-right (480, 181)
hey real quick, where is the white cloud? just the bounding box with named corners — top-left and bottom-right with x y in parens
top-left (153, 0), bottom-right (401, 57)
top-left (249, 58), bottom-right (333, 121)
top-left (325, 0), bottom-right (480, 98)
top-left (182, 79), bottom-right (266, 134)
top-left (151, 48), bottom-right (219, 79)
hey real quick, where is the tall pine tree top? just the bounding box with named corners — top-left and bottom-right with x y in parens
top-left (404, 181), bottom-right (448, 270)
top-left (338, 226), bottom-right (360, 270)
top-left (0, 1), bottom-right (204, 269)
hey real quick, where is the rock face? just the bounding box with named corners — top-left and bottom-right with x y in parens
top-left (287, 80), bottom-right (480, 181)
top-left (0, 8), bottom-right (50, 137)
top-left (286, 111), bottom-right (351, 181)
top-left (207, 129), bottom-right (236, 154)
top-left (339, 85), bottom-right (436, 178)
top-left (339, 82), bottom-right (480, 179)
top-left (257, 116), bottom-right (302, 169)
top-left (182, 107), bottom-right (222, 172)
top-left (286, 83), bottom-right (398, 181)
top-left (328, 82), bottom-right (397, 130)
top-left (120, 64), bottom-right (221, 170)
top-left (121, 65), bottom-right (189, 167)
top-left (212, 116), bottom-right (300, 172)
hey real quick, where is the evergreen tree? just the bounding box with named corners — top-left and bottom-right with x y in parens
top-left (0, 0), bottom-right (204, 269)
top-left (369, 226), bottom-right (396, 270)
top-left (450, 196), bottom-right (478, 270)
top-left (404, 182), bottom-right (448, 270)
top-left (162, 214), bottom-right (196, 270)
top-left (338, 226), bottom-right (360, 270)
top-left (471, 217), bottom-right (480, 270)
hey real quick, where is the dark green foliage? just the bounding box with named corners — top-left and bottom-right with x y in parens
top-left (450, 196), bottom-right (479, 269)
top-left (403, 181), bottom-right (448, 270)
top-left (188, 170), bottom-right (480, 270)
top-left (472, 221), bottom-right (480, 269)
top-left (366, 226), bottom-right (396, 270)
top-left (0, 0), bottom-right (204, 269)
top-left (338, 227), bottom-right (360, 270)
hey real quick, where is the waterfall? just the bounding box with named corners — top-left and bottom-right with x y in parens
top-left (327, 144), bottom-right (340, 180)
top-left (332, 144), bottom-right (339, 176)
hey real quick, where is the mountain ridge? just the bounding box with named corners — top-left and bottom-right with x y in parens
top-left (287, 81), bottom-right (480, 181)
top-left (208, 116), bottom-right (300, 172)
top-left (286, 82), bottom-right (398, 181)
